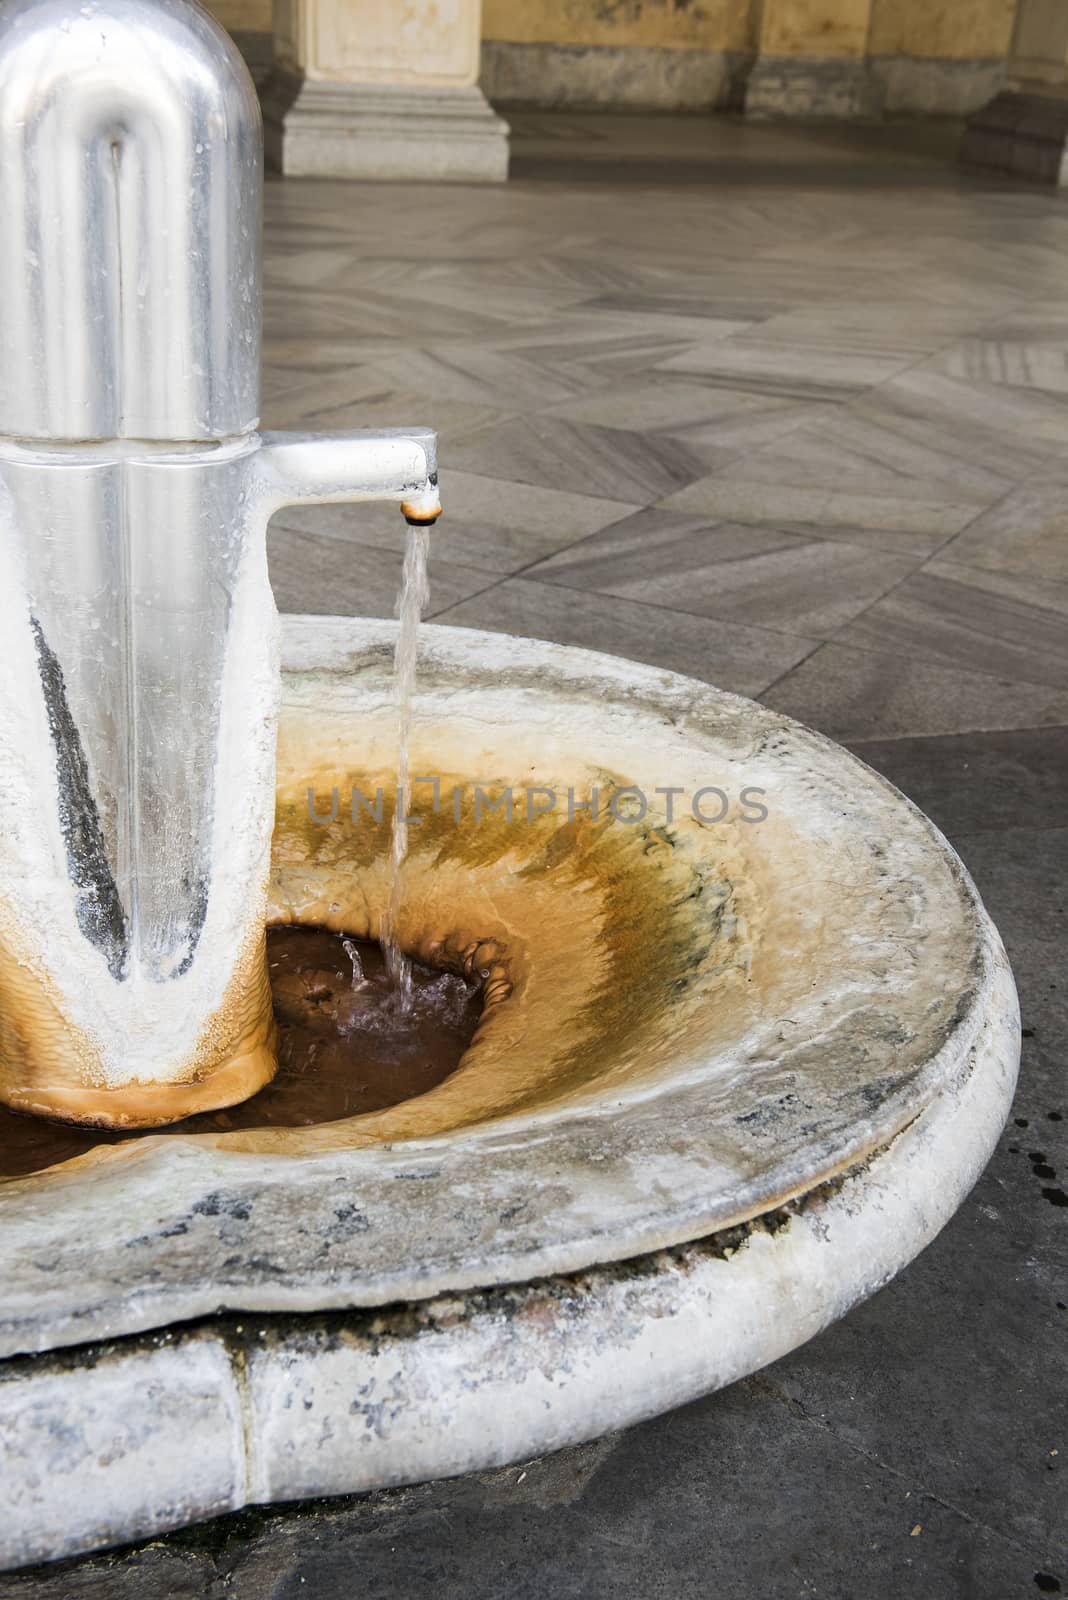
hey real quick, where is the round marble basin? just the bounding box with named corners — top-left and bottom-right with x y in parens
top-left (0, 618), bottom-right (1019, 1567)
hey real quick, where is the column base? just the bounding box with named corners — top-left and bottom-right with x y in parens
top-left (261, 71), bottom-right (510, 182)
top-left (744, 56), bottom-right (885, 120)
top-left (960, 88), bottom-right (1068, 185)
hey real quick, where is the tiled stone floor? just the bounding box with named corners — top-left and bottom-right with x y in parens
top-left (262, 113), bottom-right (1068, 747)
top-left (4, 115), bottom-right (1066, 1599)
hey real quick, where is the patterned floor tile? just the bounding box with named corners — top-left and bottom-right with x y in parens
top-left (848, 368), bottom-right (1068, 481)
top-left (833, 560), bottom-right (1068, 689)
top-left (762, 640), bottom-right (1068, 740)
top-left (656, 336), bottom-right (919, 400)
top-left (541, 377), bottom-right (826, 466)
top-left (933, 337), bottom-right (1068, 395)
top-left (445, 414), bottom-right (711, 504)
top-left (527, 507), bottom-right (916, 638)
top-left (711, 406), bottom-right (1015, 507)
top-left (939, 484), bottom-right (1068, 584)
top-left (659, 477), bottom-right (980, 555)
top-left (433, 577), bottom-right (814, 697)
top-left (256, 113), bottom-right (1068, 741)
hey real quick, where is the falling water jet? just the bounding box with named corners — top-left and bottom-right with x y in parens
top-left (381, 523), bottom-right (432, 1010)
top-left (341, 937), bottom-right (366, 989)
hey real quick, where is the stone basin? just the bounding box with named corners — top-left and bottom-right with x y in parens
top-left (0, 616), bottom-right (1020, 1567)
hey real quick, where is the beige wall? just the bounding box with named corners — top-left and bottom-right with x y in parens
top-left (482, 0), bottom-right (1021, 62)
top-left (481, 0), bottom-right (756, 54)
top-left (209, 0), bottom-right (1024, 68)
top-left (758, 0), bottom-right (870, 59)
top-left (868, 0), bottom-right (1017, 60)
top-left (208, 0), bottom-right (271, 32)
top-left (204, 0), bottom-right (1035, 116)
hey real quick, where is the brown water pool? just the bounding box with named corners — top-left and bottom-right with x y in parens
top-left (0, 927), bottom-right (482, 1179)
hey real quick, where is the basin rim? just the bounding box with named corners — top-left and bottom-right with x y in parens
top-left (0, 616), bottom-right (1020, 1363)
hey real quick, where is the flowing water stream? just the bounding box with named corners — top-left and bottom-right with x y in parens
top-left (380, 523), bottom-right (431, 1009)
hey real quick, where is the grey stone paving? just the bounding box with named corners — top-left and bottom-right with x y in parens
top-left (2, 113), bottom-right (1066, 1598)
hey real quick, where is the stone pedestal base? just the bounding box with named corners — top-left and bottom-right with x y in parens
top-left (261, 72), bottom-right (509, 182)
top-left (745, 56), bottom-right (885, 119)
top-left (960, 89), bottom-right (1068, 184)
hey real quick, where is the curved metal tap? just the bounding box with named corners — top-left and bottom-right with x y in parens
top-left (0, 0), bottom-right (440, 1125)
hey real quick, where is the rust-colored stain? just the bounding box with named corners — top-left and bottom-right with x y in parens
top-left (0, 900), bottom-right (277, 1129)
top-left (228, 744), bottom-right (749, 1153)
top-left (0, 655), bottom-right (972, 1184)
top-left (0, 699), bottom-right (755, 1172)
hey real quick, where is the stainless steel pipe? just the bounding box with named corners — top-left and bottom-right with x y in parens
top-left (0, 0), bottom-right (440, 1125)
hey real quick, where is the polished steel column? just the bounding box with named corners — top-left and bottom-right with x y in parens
top-left (0, 0), bottom-right (439, 1125)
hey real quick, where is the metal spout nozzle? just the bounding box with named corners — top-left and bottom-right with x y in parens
top-left (402, 476), bottom-right (442, 526)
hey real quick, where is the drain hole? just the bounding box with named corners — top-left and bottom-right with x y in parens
top-left (0, 926), bottom-right (484, 1179)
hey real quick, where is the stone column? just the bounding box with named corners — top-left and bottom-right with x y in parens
top-left (262, 0), bottom-right (509, 181)
top-left (961, 0), bottom-right (1068, 182)
top-left (744, 0), bottom-right (883, 119)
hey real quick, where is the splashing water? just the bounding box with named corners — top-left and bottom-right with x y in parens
top-left (380, 524), bottom-right (431, 1009)
top-left (341, 937), bottom-right (365, 989)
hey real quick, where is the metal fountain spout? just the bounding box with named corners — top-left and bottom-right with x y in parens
top-left (0, 0), bottom-right (439, 1126)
